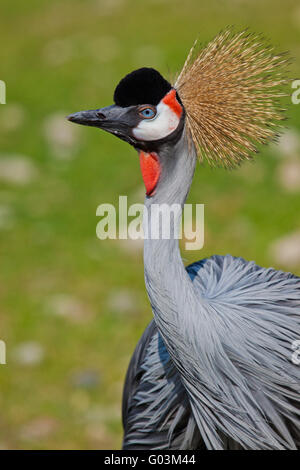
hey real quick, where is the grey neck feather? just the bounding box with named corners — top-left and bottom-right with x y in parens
top-left (143, 130), bottom-right (219, 445)
top-left (143, 128), bottom-right (200, 356)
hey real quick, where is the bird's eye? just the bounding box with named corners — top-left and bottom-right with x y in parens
top-left (139, 107), bottom-right (156, 119)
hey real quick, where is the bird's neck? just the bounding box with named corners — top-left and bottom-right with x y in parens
top-left (143, 130), bottom-right (198, 341)
top-left (142, 133), bottom-right (225, 450)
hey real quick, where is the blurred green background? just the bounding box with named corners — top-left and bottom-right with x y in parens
top-left (0, 0), bottom-right (300, 450)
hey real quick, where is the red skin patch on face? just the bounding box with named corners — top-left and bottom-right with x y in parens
top-left (162, 89), bottom-right (182, 118)
top-left (139, 151), bottom-right (161, 196)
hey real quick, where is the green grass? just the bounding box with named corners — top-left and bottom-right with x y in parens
top-left (0, 0), bottom-right (300, 449)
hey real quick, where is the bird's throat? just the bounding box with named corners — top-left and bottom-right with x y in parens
top-left (139, 151), bottom-right (161, 197)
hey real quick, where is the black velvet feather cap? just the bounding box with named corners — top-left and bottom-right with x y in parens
top-left (114, 67), bottom-right (172, 107)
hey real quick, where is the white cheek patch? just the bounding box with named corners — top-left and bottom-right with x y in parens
top-left (133, 100), bottom-right (181, 141)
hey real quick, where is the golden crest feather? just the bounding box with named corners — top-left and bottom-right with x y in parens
top-left (174, 28), bottom-right (290, 168)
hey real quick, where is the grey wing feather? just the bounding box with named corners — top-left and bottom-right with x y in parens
top-left (122, 321), bottom-right (156, 429)
top-left (122, 318), bottom-right (242, 449)
top-left (122, 320), bottom-right (204, 449)
top-left (122, 254), bottom-right (300, 449)
top-left (185, 254), bottom-right (300, 449)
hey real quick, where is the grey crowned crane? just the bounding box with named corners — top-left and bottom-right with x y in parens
top-left (68, 29), bottom-right (300, 450)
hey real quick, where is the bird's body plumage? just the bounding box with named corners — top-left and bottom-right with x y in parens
top-left (123, 255), bottom-right (300, 450)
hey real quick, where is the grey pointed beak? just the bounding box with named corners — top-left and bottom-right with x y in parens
top-left (67, 104), bottom-right (139, 146)
top-left (67, 109), bottom-right (107, 128)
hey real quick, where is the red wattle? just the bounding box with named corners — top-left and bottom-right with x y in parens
top-left (139, 151), bottom-right (161, 196)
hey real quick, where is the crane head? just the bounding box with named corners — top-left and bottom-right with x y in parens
top-left (67, 67), bottom-right (185, 152)
top-left (68, 28), bottom-right (289, 183)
